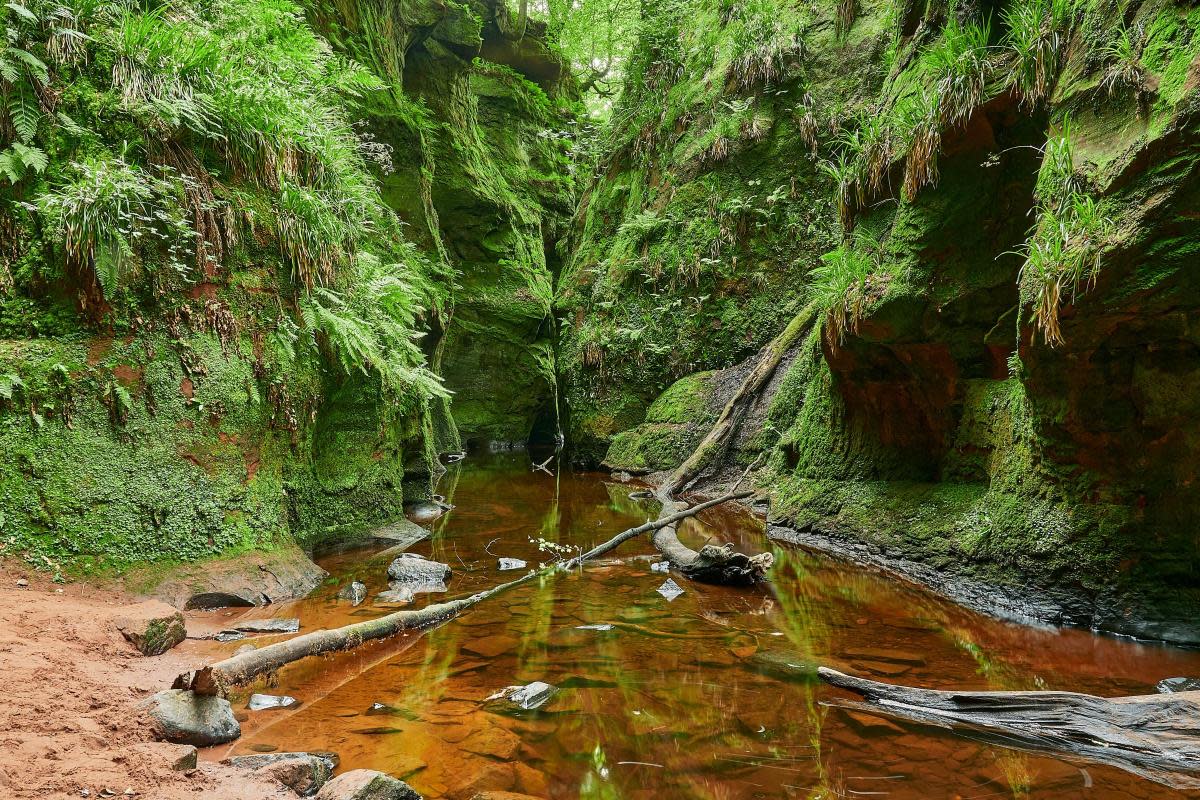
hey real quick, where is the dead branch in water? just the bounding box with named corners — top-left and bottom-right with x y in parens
top-left (819, 667), bottom-right (1200, 790)
top-left (174, 488), bottom-right (750, 697)
top-left (647, 305), bottom-right (817, 584)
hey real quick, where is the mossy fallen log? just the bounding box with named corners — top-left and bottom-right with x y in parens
top-left (819, 667), bottom-right (1200, 790)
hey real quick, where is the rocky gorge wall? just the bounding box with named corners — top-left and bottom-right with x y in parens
top-left (0, 0), bottom-right (576, 579)
top-left (558, 0), bottom-right (1200, 641)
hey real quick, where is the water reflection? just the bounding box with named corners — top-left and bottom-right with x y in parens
top-left (201, 452), bottom-right (1200, 799)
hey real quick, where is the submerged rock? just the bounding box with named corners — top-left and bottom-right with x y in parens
top-left (114, 601), bottom-right (187, 656)
top-left (337, 581), bottom-right (368, 606)
top-left (234, 618), bottom-right (300, 634)
top-left (227, 752), bottom-right (332, 796)
top-left (1157, 677), bottom-right (1200, 693)
top-left (248, 693), bottom-right (297, 711)
top-left (487, 681), bottom-right (558, 711)
top-left (744, 650), bottom-right (820, 684)
top-left (314, 769), bottom-right (421, 800)
top-left (405, 502), bottom-right (445, 524)
top-left (144, 689), bottom-right (240, 746)
top-left (656, 578), bottom-right (685, 601)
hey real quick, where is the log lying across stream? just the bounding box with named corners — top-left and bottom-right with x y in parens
top-left (174, 487), bottom-right (752, 697)
top-left (646, 305), bottom-right (817, 585)
top-left (819, 667), bottom-right (1200, 790)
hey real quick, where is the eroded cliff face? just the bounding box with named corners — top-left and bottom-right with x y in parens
top-left (558, 0), bottom-right (1200, 640)
top-left (0, 0), bottom-right (575, 574)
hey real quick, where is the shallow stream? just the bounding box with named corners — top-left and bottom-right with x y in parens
top-left (198, 452), bottom-right (1200, 799)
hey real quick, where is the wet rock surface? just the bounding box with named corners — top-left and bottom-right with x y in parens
top-left (235, 618), bottom-right (301, 634)
top-left (313, 769), bottom-right (422, 800)
top-left (337, 581), bottom-right (368, 606)
top-left (248, 693), bottom-right (298, 711)
top-left (144, 689), bottom-right (241, 746)
top-left (1157, 677), bottom-right (1200, 693)
top-left (387, 553), bottom-right (452, 585)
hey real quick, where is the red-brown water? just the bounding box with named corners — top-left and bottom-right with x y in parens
top-left (199, 452), bottom-right (1200, 799)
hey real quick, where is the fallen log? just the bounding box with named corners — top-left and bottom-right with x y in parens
top-left (819, 667), bottom-right (1200, 790)
top-left (174, 488), bottom-right (751, 697)
top-left (643, 306), bottom-right (816, 585)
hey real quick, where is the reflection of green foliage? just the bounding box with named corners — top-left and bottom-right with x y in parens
top-left (579, 744), bottom-right (623, 800)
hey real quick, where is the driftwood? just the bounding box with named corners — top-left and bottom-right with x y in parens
top-left (819, 667), bottom-right (1200, 790)
top-left (646, 305), bottom-right (816, 585)
top-left (174, 488), bottom-right (750, 697)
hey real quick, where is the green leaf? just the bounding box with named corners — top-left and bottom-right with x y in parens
top-left (5, 2), bottom-right (37, 22)
top-left (12, 142), bottom-right (46, 173)
top-left (0, 372), bottom-right (24, 399)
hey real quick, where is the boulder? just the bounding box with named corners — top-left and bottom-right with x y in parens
top-left (371, 519), bottom-right (429, 549)
top-left (227, 753), bottom-right (333, 796)
top-left (114, 601), bottom-right (187, 656)
top-left (143, 689), bottom-right (241, 746)
top-left (338, 581), bottom-right (368, 606)
top-left (386, 554), bottom-right (451, 586)
top-left (314, 769), bottom-right (422, 800)
top-left (405, 502), bottom-right (445, 524)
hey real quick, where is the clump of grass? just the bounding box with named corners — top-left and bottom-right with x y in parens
top-left (37, 157), bottom-right (195, 302)
top-left (818, 151), bottom-right (861, 234)
top-left (836, 0), bottom-right (857, 39)
top-left (726, 0), bottom-right (803, 90)
top-left (1099, 23), bottom-right (1145, 98)
top-left (1001, 0), bottom-right (1075, 106)
top-left (899, 90), bottom-right (942, 198)
top-left (1017, 124), bottom-right (1114, 346)
top-left (808, 236), bottom-right (881, 347)
top-left (928, 16), bottom-right (994, 127)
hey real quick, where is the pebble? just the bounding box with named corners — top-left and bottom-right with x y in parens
top-left (248, 693), bottom-right (297, 711)
top-left (656, 578), bottom-right (685, 601)
top-left (16, 578), bottom-right (28, 588)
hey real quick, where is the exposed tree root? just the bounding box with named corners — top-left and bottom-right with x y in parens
top-left (648, 305), bottom-right (817, 585)
top-left (819, 667), bottom-right (1200, 790)
top-left (174, 488), bottom-right (750, 697)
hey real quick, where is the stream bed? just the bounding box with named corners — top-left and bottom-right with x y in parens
top-left (197, 452), bottom-right (1200, 799)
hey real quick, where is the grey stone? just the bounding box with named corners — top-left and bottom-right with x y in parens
top-left (656, 578), bottom-right (684, 601)
top-left (144, 689), bottom-right (240, 746)
top-left (338, 581), bottom-right (368, 606)
top-left (487, 681), bottom-right (558, 711)
top-left (371, 519), bottom-right (429, 549)
top-left (650, 561), bottom-right (670, 573)
top-left (215, 630), bottom-right (245, 642)
top-left (386, 554), bottom-right (451, 587)
top-left (234, 618), bottom-right (300, 634)
top-left (227, 753), bottom-right (332, 796)
top-left (314, 769), bottom-right (421, 800)
top-left (405, 502), bottom-right (445, 523)
top-left (1157, 677), bottom-right (1200, 693)
top-left (497, 558), bottom-right (527, 571)
top-left (248, 693), bottom-right (297, 711)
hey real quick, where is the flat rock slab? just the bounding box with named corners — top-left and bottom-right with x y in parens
top-left (314, 769), bottom-right (422, 800)
top-left (146, 542), bottom-right (327, 608)
top-left (235, 618), bottom-right (301, 634)
top-left (227, 752), bottom-right (333, 796)
top-left (387, 554), bottom-right (452, 585)
top-left (114, 600), bottom-right (186, 656)
top-left (144, 689), bottom-right (240, 746)
top-left (372, 519), bottom-right (430, 549)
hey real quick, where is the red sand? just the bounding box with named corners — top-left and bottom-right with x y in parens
top-left (0, 563), bottom-right (288, 800)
